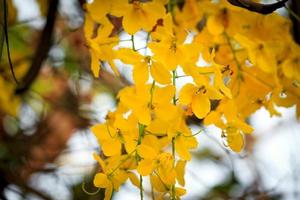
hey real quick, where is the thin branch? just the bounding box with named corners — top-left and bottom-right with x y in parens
top-left (227, 0), bottom-right (289, 14)
top-left (15, 0), bottom-right (59, 94)
top-left (3, 0), bottom-right (19, 84)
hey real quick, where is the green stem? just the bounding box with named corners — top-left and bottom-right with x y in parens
top-left (171, 70), bottom-right (177, 200)
top-left (184, 129), bottom-right (203, 137)
top-left (167, 1), bottom-right (172, 13)
top-left (131, 35), bottom-right (136, 51)
top-left (172, 70), bottom-right (177, 105)
top-left (82, 182), bottom-right (100, 195)
top-left (137, 123), bottom-right (145, 200)
top-left (138, 123), bottom-right (145, 145)
top-left (175, 75), bottom-right (188, 78)
top-left (139, 174), bottom-right (143, 200)
top-left (151, 184), bottom-right (155, 200)
top-left (168, 0), bottom-right (175, 15)
top-left (150, 80), bottom-right (156, 106)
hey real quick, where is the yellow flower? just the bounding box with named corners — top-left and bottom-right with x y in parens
top-left (93, 154), bottom-right (130, 200)
top-left (182, 53), bottom-right (232, 100)
top-left (136, 135), bottom-right (159, 175)
top-left (149, 14), bottom-right (190, 70)
top-left (120, 0), bottom-right (166, 34)
top-left (175, 134), bottom-right (198, 161)
top-left (146, 107), bottom-right (190, 138)
top-left (204, 99), bottom-right (254, 152)
top-left (84, 14), bottom-right (119, 77)
top-left (118, 84), bottom-right (177, 125)
top-left (175, 160), bottom-right (186, 186)
top-left (146, 108), bottom-right (198, 161)
top-left (91, 124), bottom-right (122, 156)
top-left (86, 0), bottom-right (127, 22)
top-left (179, 83), bottom-right (223, 119)
top-left (116, 48), bottom-right (171, 85)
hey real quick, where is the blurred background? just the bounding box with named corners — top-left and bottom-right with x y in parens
top-left (1, 0), bottom-right (300, 199)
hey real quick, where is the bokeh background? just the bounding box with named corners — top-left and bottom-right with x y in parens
top-left (1, 0), bottom-right (300, 199)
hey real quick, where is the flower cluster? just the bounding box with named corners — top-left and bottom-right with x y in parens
top-left (84, 0), bottom-right (300, 199)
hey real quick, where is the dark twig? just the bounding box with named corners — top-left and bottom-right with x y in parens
top-left (3, 0), bottom-right (19, 84)
top-left (0, 0), bottom-right (4, 62)
top-left (15, 0), bottom-right (59, 94)
top-left (227, 0), bottom-right (289, 14)
top-left (290, 0), bottom-right (300, 44)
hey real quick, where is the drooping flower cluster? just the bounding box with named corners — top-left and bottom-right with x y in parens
top-left (84, 0), bottom-right (300, 199)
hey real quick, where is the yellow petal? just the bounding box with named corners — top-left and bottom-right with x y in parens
top-left (111, 170), bottom-right (128, 190)
top-left (175, 160), bottom-right (186, 186)
top-left (150, 174), bottom-right (168, 192)
top-left (191, 94), bottom-right (211, 119)
top-left (206, 86), bottom-right (223, 100)
top-left (179, 83), bottom-right (197, 105)
top-left (94, 173), bottom-right (109, 188)
top-left (108, 60), bottom-right (120, 77)
top-left (86, 0), bottom-right (110, 22)
top-left (147, 119), bottom-right (169, 135)
top-left (155, 104), bottom-right (178, 121)
top-left (133, 62), bottom-right (149, 85)
top-left (122, 6), bottom-right (142, 34)
top-left (84, 14), bottom-right (95, 40)
top-left (102, 139), bottom-right (121, 156)
top-left (234, 119), bottom-right (254, 134)
top-left (93, 153), bottom-right (106, 172)
top-left (150, 61), bottom-right (172, 84)
top-left (175, 187), bottom-right (187, 197)
top-left (91, 50), bottom-right (100, 77)
top-left (116, 48), bottom-right (143, 64)
top-left (227, 131), bottom-right (244, 152)
top-left (175, 136), bottom-right (191, 161)
top-left (91, 124), bottom-right (113, 141)
top-left (154, 85), bottom-right (175, 104)
top-left (134, 106), bottom-right (151, 125)
top-left (256, 49), bottom-right (276, 74)
top-left (128, 172), bottom-right (140, 188)
top-left (158, 167), bottom-right (176, 185)
top-left (110, 0), bottom-right (129, 17)
top-left (186, 137), bottom-right (198, 149)
top-left (104, 182), bottom-right (113, 200)
top-left (221, 100), bottom-right (237, 122)
top-left (137, 159), bottom-right (155, 176)
top-left (124, 135), bottom-right (137, 153)
top-left (142, 2), bottom-right (166, 31)
top-left (137, 144), bottom-right (158, 159)
top-left (207, 15), bottom-right (224, 36)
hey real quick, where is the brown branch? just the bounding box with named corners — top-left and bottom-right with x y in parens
top-left (15, 0), bottom-right (59, 94)
top-left (227, 0), bottom-right (289, 14)
top-left (290, 0), bottom-right (300, 44)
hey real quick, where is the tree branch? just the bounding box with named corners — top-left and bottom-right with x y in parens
top-left (227, 0), bottom-right (289, 14)
top-left (290, 0), bottom-right (300, 44)
top-left (15, 0), bottom-right (59, 94)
